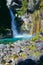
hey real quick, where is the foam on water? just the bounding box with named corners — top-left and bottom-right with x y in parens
top-left (14, 34), bottom-right (33, 38)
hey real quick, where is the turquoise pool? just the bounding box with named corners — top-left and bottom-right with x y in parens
top-left (0, 34), bottom-right (35, 43)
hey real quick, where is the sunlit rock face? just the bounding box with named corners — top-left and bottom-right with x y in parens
top-left (7, 0), bottom-right (22, 7)
top-left (40, 10), bottom-right (43, 19)
top-left (11, 0), bottom-right (22, 6)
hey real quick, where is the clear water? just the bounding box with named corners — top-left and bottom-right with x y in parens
top-left (0, 34), bottom-right (35, 43)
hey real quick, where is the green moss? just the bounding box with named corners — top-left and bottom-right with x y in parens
top-left (41, 37), bottom-right (43, 40)
top-left (31, 34), bottom-right (40, 41)
top-left (29, 44), bottom-right (37, 51)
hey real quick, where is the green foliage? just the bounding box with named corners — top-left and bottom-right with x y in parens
top-left (17, 0), bottom-right (28, 15)
top-left (31, 34), bottom-right (40, 41)
top-left (41, 37), bottom-right (43, 41)
top-left (41, 62), bottom-right (43, 65)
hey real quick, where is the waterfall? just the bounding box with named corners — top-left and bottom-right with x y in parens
top-left (9, 9), bottom-right (33, 38)
top-left (9, 9), bottom-right (18, 38)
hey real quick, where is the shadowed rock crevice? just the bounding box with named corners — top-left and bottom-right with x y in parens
top-left (0, 0), bottom-right (12, 38)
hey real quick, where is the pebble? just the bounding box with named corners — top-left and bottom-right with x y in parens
top-left (0, 40), bottom-right (43, 65)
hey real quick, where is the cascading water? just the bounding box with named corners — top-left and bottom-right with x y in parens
top-left (9, 9), bottom-right (33, 38)
top-left (6, 0), bottom-right (33, 39)
top-left (9, 9), bottom-right (18, 38)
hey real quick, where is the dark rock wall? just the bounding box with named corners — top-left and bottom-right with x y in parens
top-left (0, 0), bottom-right (12, 38)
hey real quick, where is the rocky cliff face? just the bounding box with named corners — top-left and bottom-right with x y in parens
top-left (0, 0), bottom-right (42, 38)
top-left (27, 0), bottom-right (41, 13)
